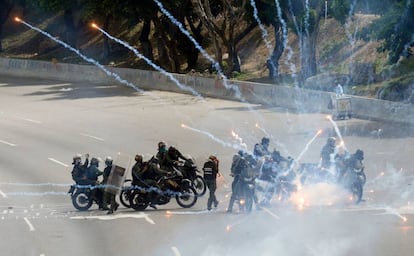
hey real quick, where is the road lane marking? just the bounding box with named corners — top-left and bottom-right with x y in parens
top-left (0, 190), bottom-right (6, 198)
top-left (171, 247), bottom-right (181, 256)
top-left (166, 210), bottom-right (210, 215)
top-left (261, 207), bottom-right (281, 220)
top-left (23, 217), bottom-right (35, 231)
top-left (80, 133), bottom-right (105, 141)
top-left (48, 158), bottom-right (69, 167)
top-left (21, 118), bottom-right (42, 124)
top-left (70, 212), bottom-right (155, 224)
top-left (0, 139), bottom-right (16, 146)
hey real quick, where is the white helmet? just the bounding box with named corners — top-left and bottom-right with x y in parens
top-left (105, 156), bottom-right (113, 166)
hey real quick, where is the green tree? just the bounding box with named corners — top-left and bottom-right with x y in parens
top-left (191, 0), bottom-right (253, 76)
top-left (362, 0), bottom-right (414, 64)
top-left (250, 0), bottom-right (285, 80)
top-left (0, 0), bottom-right (14, 52)
top-left (36, 0), bottom-right (86, 47)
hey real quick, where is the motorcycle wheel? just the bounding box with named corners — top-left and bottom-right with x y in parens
top-left (72, 191), bottom-right (93, 211)
top-left (245, 195), bottom-right (253, 213)
top-left (129, 190), bottom-right (149, 211)
top-left (119, 179), bottom-right (132, 208)
top-left (350, 183), bottom-right (363, 204)
top-left (176, 187), bottom-right (198, 208)
top-left (193, 175), bottom-right (207, 196)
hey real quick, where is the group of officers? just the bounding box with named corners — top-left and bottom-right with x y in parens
top-left (71, 141), bottom-right (221, 213)
top-left (71, 136), bottom-right (364, 214)
top-left (226, 136), bottom-right (365, 212)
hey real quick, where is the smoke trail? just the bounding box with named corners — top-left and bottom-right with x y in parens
top-left (93, 25), bottom-right (203, 99)
top-left (181, 124), bottom-right (249, 152)
top-left (152, 0), bottom-right (244, 100)
top-left (249, 0), bottom-right (276, 76)
top-left (344, 0), bottom-right (358, 64)
top-left (326, 115), bottom-right (347, 151)
top-left (274, 0), bottom-right (297, 76)
top-left (304, 0), bottom-right (310, 37)
top-left (255, 123), bottom-right (290, 155)
top-left (15, 18), bottom-right (145, 94)
top-left (294, 129), bottom-right (322, 164)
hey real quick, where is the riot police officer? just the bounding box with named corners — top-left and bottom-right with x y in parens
top-left (253, 137), bottom-right (271, 158)
top-left (203, 155), bottom-right (220, 211)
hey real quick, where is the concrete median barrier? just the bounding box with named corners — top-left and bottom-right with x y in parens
top-left (1, 57), bottom-right (413, 125)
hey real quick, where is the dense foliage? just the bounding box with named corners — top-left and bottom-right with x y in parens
top-left (1, 0), bottom-right (413, 82)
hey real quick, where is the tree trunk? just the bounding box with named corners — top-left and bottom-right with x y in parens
top-left (184, 14), bottom-right (202, 71)
top-left (139, 17), bottom-right (154, 60)
top-left (0, 25), bottom-right (3, 53)
top-left (153, 18), bottom-right (175, 71)
top-left (101, 15), bottom-right (112, 61)
top-left (268, 23), bottom-right (284, 80)
top-left (63, 9), bottom-right (77, 47)
top-left (300, 28), bottom-right (318, 81)
top-left (0, 0), bottom-right (13, 52)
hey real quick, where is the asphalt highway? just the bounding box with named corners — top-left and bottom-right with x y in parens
top-left (0, 75), bottom-right (413, 256)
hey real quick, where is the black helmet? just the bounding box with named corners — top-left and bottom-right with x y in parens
top-left (90, 157), bottom-right (100, 167)
top-left (135, 154), bottom-right (143, 162)
top-left (168, 145), bottom-right (177, 154)
top-left (327, 137), bottom-right (336, 147)
top-left (261, 137), bottom-right (270, 145)
top-left (272, 150), bottom-right (281, 162)
top-left (355, 149), bottom-right (364, 160)
top-left (158, 141), bottom-right (166, 149)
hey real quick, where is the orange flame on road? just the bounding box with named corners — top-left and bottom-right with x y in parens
top-left (14, 17), bottom-right (21, 22)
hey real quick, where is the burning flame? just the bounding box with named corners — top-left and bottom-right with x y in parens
top-left (326, 115), bottom-right (332, 120)
top-left (402, 216), bottom-right (408, 222)
top-left (226, 225), bottom-right (231, 232)
top-left (181, 123), bottom-right (186, 128)
top-left (14, 17), bottom-right (21, 22)
top-left (91, 23), bottom-right (98, 29)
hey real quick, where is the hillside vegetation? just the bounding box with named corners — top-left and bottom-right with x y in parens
top-left (1, 8), bottom-right (413, 103)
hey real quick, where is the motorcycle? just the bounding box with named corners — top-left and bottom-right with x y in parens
top-left (68, 183), bottom-right (103, 211)
top-left (298, 163), bottom-right (366, 204)
top-left (340, 167), bottom-right (366, 204)
top-left (233, 174), bottom-right (256, 213)
top-left (255, 156), bottom-right (296, 204)
top-left (129, 169), bottom-right (198, 211)
top-left (176, 159), bottom-right (206, 196)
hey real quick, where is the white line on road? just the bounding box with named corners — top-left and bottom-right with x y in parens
top-left (0, 139), bottom-right (16, 147)
top-left (48, 158), bottom-right (69, 167)
top-left (166, 210), bottom-right (210, 215)
top-left (70, 212), bottom-right (155, 224)
top-left (80, 133), bottom-right (105, 141)
top-left (0, 190), bottom-right (7, 198)
top-left (23, 217), bottom-right (35, 231)
top-left (261, 207), bottom-right (281, 220)
top-left (20, 118), bottom-right (42, 124)
top-left (171, 247), bottom-right (181, 256)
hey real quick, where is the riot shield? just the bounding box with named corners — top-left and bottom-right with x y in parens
top-left (105, 153), bottom-right (131, 195)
